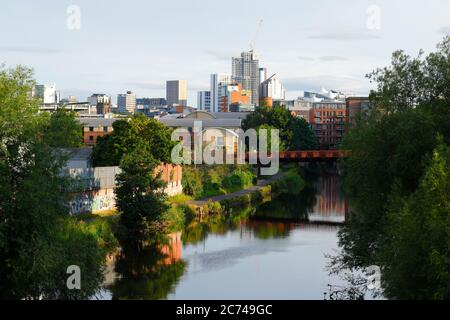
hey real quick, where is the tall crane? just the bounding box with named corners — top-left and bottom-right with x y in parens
top-left (250, 19), bottom-right (263, 52)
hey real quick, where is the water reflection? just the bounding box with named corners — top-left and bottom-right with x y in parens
top-left (105, 238), bottom-right (186, 300)
top-left (103, 165), bottom-right (348, 300)
top-left (309, 171), bottom-right (347, 223)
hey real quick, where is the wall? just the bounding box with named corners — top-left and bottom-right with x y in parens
top-left (82, 125), bottom-right (113, 145)
top-left (67, 165), bottom-right (183, 215)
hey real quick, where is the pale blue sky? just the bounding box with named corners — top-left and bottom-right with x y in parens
top-left (1, 0), bottom-right (449, 104)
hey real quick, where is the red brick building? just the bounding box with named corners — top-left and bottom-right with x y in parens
top-left (309, 101), bottom-right (347, 149)
top-left (346, 97), bottom-right (372, 125)
top-left (79, 118), bottom-right (117, 146)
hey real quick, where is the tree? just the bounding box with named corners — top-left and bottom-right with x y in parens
top-left (380, 140), bottom-right (450, 299)
top-left (0, 65), bottom-right (108, 299)
top-left (43, 109), bottom-right (83, 147)
top-left (181, 166), bottom-right (203, 198)
top-left (115, 145), bottom-right (169, 247)
top-left (335, 37), bottom-right (450, 299)
top-left (242, 104), bottom-right (318, 150)
top-left (92, 114), bottom-right (175, 167)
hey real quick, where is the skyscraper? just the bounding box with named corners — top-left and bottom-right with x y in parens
top-left (166, 80), bottom-right (187, 107)
top-left (232, 50), bottom-right (260, 106)
top-left (197, 91), bottom-right (211, 111)
top-left (259, 67), bottom-right (267, 84)
top-left (210, 73), bottom-right (231, 113)
top-left (117, 91), bottom-right (136, 114)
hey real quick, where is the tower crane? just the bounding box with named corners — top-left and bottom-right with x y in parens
top-left (250, 19), bottom-right (263, 52)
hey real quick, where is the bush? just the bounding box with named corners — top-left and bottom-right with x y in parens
top-left (272, 168), bottom-right (305, 195)
top-left (182, 165), bottom-right (256, 199)
top-left (162, 206), bottom-right (185, 234)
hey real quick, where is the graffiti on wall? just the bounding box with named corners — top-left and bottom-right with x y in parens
top-left (69, 191), bottom-right (116, 215)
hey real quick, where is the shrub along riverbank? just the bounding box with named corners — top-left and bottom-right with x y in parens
top-left (182, 164), bottom-right (257, 199)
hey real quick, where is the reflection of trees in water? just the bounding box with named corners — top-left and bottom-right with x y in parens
top-left (181, 206), bottom-right (256, 246)
top-left (107, 244), bottom-right (186, 300)
top-left (253, 188), bottom-right (316, 221)
top-left (244, 220), bottom-right (297, 239)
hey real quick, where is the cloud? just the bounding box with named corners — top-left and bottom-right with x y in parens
top-left (438, 26), bottom-right (450, 35)
top-left (204, 49), bottom-right (237, 61)
top-left (318, 56), bottom-right (348, 62)
top-left (283, 75), bottom-right (370, 94)
top-left (0, 46), bottom-right (61, 54)
top-left (297, 56), bottom-right (315, 61)
top-left (307, 32), bottom-right (380, 41)
top-left (297, 55), bottom-right (348, 62)
top-left (126, 81), bottom-right (166, 90)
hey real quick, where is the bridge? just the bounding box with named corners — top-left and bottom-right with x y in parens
top-left (278, 150), bottom-right (350, 162)
top-left (244, 150), bottom-right (350, 162)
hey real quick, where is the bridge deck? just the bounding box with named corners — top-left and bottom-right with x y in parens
top-left (243, 150), bottom-right (349, 162)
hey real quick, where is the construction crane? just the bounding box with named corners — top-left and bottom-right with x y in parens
top-left (250, 19), bottom-right (263, 52)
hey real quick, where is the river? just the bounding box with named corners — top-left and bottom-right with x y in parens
top-left (99, 165), bottom-right (348, 300)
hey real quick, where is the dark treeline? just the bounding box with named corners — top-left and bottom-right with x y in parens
top-left (334, 37), bottom-right (450, 299)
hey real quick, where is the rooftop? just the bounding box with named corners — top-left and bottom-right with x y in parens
top-left (77, 117), bottom-right (119, 127)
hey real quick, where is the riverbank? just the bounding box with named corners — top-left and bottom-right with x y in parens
top-left (188, 172), bottom-right (283, 206)
top-left (99, 164), bottom-right (348, 300)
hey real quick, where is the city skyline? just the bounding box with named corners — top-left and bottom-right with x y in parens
top-left (1, 0), bottom-right (449, 104)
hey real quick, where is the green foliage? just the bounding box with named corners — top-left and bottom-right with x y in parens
top-left (242, 104), bottom-right (318, 150)
top-left (168, 193), bottom-right (193, 205)
top-left (222, 167), bottom-right (255, 193)
top-left (181, 165), bottom-right (256, 199)
top-left (162, 205), bottom-right (186, 234)
top-left (337, 37), bottom-right (450, 299)
top-left (42, 109), bottom-right (83, 147)
top-left (368, 36), bottom-right (450, 115)
top-left (92, 113), bottom-right (175, 166)
top-left (380, 141), bottom-right (450, 299)
top-left (0, 64), bottom-right (42, 138)
top-left (81, 217), bottom-right (119, 253)
top-left (271, 167), bottom-right (305, 195)
top-left (108, 246), bottom-right (186, 300)
top-left (181, 166), bottom-right (204, 197)
top-left (115, 146), bottom-right (169, 246)
top-left (0, 65), bottom-right (107, 299)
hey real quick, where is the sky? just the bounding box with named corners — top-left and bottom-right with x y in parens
top-left (1, 0), bottom-right (449, 105)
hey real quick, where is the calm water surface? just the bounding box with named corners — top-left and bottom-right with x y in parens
top-left (100, 167), bottom-right (347, 300)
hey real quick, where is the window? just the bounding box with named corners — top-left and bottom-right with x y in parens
top-left (89, 136), bottom-right (94, 141)
top-left (89, 127), bottom-right (94, 132)
top-left (103, 126), bottom-right (108, 132)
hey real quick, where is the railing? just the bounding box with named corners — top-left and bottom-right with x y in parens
top-left (277, 150), bottom-right (350, 160)
top-left (242, 150), bottom-right (350, 161)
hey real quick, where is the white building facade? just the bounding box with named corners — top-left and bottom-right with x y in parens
top-left (260, 74), bottom-right (286, 101)
top-left (117, 91), bottom-right (136, 114)
top-left (197, 90), bottom-right (211, 111)
top-left (210, 73), bottom-right (232, 113)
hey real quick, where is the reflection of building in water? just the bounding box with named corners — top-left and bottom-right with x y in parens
top-left (161, 232), bottom-right (182, 265)
top-left (104, 249), bottom-right (121, 287)
top-left (309, 173), bottom-right (347, 223)
top-left (103, 232), bottom-right (182, 287)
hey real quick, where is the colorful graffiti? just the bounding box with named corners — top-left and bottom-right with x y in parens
top-left (69, 191), bottom-right (116, 215)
